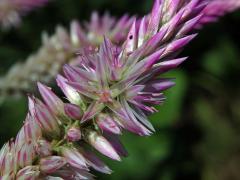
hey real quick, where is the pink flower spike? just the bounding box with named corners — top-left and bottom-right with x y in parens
top-left (1, 0), bottom-right (238, 179)
top-left (0, 0), bottom-right (50, 28)
top-left (198, 0), bottom-right (240, 28)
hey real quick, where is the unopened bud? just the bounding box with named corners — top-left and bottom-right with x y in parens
top-left (40, 156), bottom-right (66, 174)
top-left (86, 130), bottom-right (120, 161)
top-left (56, 75), bottom-right (84, 106)
top-left (64, 103), bottom-right (82, 120)
top-left (67, 127), bottom-right (81, 142)
top-left (61, 147), bottom-right (88, 170)
top-left (97, 113), bottom-right (121, 134)
top-left (35, 139), bottom-right (52, 157)
top-left (16, 166), bottom-right (40, 179)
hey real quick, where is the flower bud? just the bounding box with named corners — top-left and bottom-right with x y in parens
top-left (35, 139), bottom-right (52, 157)
top-left (97, 113), bottom-right (121, 135)
top-left (56, 75), bottom-right (84, 106)
top-left (67, 127), bottom-right (81, 142)
top-left (61, 147), bottom-right (88, 170)
top-left (16, 166), bottom-right (40, 180)
top-left (40, 156), bottom-right (66, 174)
top-left (64, 103), bottom-right (82, 120)
top-left (86, 130), bottom-right (120, 161)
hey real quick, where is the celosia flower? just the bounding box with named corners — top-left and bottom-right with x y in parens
top-left (1, 0), bottom-right (240, 98)
top-left (0, 0), bottom-right (49, 28)
top-left (1, 0), bottom-right (240, 179)
top-left (0, 12), bottom-right (133, 98)
top-left (198, 0), bottom-right (240, 27)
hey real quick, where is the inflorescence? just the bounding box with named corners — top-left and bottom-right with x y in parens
top-left (0, 0), bottom-right (240, 179)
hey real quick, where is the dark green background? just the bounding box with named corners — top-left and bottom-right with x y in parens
top-left (0, 0), bottom-right (240, 179)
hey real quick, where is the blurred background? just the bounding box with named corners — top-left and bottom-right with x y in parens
top-left (0, 0), bottom-right (240, 179)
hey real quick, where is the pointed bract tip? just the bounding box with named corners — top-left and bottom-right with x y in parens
top-left (37, 82), bottom-right (64, 115)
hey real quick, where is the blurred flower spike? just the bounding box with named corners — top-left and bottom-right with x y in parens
top-left (0, 0), bottom-right (50, 28)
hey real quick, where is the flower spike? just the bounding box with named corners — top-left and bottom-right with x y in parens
top-left (0, 0), bottom-right (50, 28)
top-left (1, 0), bottom-right (240, 179)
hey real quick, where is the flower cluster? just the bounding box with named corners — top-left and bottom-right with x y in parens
top-left (0, 0), bottom-right (50, 28)
top-left (198, 0), bottom-right (240, 27)
top-left (1, 0), bottom-right (240, 98)
top-left (0, 0), bottom-right (240, 179)
top-left (0, 12), bottom-right (133, 98)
